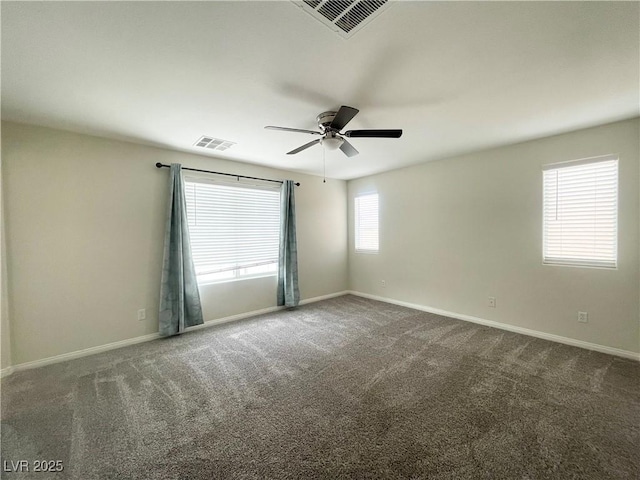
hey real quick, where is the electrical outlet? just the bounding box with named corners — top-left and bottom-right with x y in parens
top-left (488, 297), bottom-right (496, 308)
top-left (578, 311), bottom-right (588, 323)
top-left (137, 309), bottom-right (146, 321)
top-left (381, 280), bottom-right (386, 287)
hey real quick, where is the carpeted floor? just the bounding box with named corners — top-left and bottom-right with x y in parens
top-left (1, 295), bottom-right (639, 479)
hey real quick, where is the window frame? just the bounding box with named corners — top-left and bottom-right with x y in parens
top-left (354, 192), bottom-right (379, 254)
top-left (541, 154), bottom-right (619, 270)
top-left (184, 175), bottom-right (281, 285)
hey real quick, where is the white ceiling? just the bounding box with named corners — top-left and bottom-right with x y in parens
top-left (2, 1), bottom-right (638, 180)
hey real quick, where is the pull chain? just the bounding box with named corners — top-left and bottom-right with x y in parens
top-left (323, 148), bottom-right (326, 183)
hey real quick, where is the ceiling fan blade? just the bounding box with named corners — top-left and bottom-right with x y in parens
top-left (344, 129), bottom-right (403, 138)
top-left (265, 126), bottom-right (322, 135)
top-left (287, 139), bottom-right (321, 155)
top-left (339, 139), bottom-right (359, 158)
top-left (329, 106), bottom-right (359, 130)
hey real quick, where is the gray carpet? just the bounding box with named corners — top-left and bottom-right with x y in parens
top-left (1, 295), bottom-right (639, 479)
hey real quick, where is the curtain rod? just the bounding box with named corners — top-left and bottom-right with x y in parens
top-left (155, 163), bottom-right (300, 186)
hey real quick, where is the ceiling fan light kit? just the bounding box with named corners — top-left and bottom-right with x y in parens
top-left (320, 134), bottom-right (344, 150)
top-left (265, 105), bottom-right (402, 158)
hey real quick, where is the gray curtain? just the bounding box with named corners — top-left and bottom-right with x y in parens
top-left (277, 180), bottom-right (300, 307)
top-left (159, 163), bottom-right (204, 336)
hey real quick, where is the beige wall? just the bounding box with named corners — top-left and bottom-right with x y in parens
top-left (348, 118), bottom-right (640, 354)
top-left (1, 136), bottom-right (12, 371)
top-left (3, 118), bottom-right (639, 365)
top-left (2, 122), bottom-right (348, 365)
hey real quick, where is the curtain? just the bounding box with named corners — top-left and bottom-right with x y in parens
top-left (277, 180), bottom-right (300, 307)
top-left (159, 163), bottom-right (204, 336)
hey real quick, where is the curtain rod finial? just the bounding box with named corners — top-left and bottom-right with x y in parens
top-left (156, 162), bottom-right (164, 169)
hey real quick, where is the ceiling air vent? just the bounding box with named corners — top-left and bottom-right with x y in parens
top-left (194, 136), bottom-right (236, 152)
top-left (294, 0), bottom-right (391, 38)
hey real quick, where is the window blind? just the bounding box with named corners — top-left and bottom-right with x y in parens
top-left (542, 156), bottom-right (618, 268)
top-left (355, 193), bottom-right (379, 252)
top-left (184, 178), bottom-right (281, 277)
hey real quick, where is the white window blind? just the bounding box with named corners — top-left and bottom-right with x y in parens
top-left (542, 156), bottom-right (618, 268)
top-left (355, 193), bottom-right (379, 252)
top-left (184, 178), bottom-right (281, 282)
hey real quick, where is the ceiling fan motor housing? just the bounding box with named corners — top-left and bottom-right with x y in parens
top-left (317, 111), bottom-right (337, 131)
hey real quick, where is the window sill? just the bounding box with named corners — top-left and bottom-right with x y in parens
top-left (542, 261), bottom-right (617, 270)
top-left (197, 273), bottom-right (277, 286)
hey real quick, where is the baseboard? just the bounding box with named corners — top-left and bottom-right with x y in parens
top-left (4, 290), bottom-right (350, 377)
top-left (8, 332), bottom-right (162, 374)
top-left (189, 306), bottom-right (284, 333)
top-left (348, 291), bottom-right (640, 361)
top-left (299, 290), bottom-right (350, 305)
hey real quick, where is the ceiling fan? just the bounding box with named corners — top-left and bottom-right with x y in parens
top-left (265, 106), bottom-right (402, 157)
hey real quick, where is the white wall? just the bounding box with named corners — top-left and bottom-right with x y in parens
top-left (2, 122), bottom-right (348, 365)
top-left (348, 118), bottom-right (640, 354)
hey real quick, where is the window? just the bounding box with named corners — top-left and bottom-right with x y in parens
top-left (184, 177), bottom-right (280, 283)
top-left (355, 193), bottom-right (379, 252)
top-left (542, 155), bottom-right (618, 268)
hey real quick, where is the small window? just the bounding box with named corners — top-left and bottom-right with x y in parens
top-left (355, 193), bottom-right (379, 253)
top-left (542, 155), bottom-right (618, 268)
top-left (184, 178), bottom-right (281, 283)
